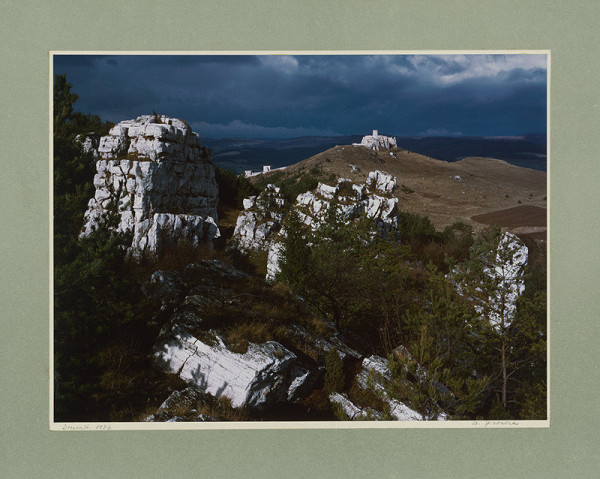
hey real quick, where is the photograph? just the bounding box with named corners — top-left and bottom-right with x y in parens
top-left (51, 52), bottom-right (548, 426)
top-left (5, 0), bottom-right (600, 477)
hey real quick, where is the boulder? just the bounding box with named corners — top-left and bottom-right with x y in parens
top-left (81, 115), bottom-right (219, 256)
top-left (329, 393), bottom-right (383, 420)
top-left (154, 327), bottom-right (315, 409)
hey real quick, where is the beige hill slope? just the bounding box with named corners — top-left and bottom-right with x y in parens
top-left (253, 145), bottom-right (547, 236)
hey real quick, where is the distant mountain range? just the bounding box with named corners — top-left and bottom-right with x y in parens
top-left (203, 134), bottom-right (547, 174)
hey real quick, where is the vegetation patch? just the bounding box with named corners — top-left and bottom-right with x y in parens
top-left (254, 166), bottom-right (336, 203)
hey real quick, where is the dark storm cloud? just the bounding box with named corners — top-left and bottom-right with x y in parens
top-left (53, 53), bottom-right (547, 138)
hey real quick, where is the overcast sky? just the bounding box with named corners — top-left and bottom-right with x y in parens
top-left (54, 53), bottom-right (547, 139)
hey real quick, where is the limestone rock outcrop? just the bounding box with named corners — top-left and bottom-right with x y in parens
top-left (146, 260), bottom-right (323, 410)
top-left (154, 328), bottom-right (313, 409)
top-left (366, 170), bottom-right (397, 194)
top-left (294, 178), bottom-right (398, 232)
top-left (327, 354), bottom-right (450, 421)
top-left (475, 232), bottom-right (528, 329)
top-left (329, 393), bottom-right (383, 420)
top-left (229, 184), bottom-right (286, 253)
top-left (229, 171), bottom-right (401, 281)
top-left (264, 174), bottom-right (399, 281)
top-left (355, 355), bottom-right (426, 421)
top-left (80, 115), bottom-right (219, 256)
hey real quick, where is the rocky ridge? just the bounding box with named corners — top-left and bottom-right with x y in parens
top-left (80, 115), bottom-right (220, 256)
top-left (73, 128), bottom-right (535, 421)
top-left (229, 169), bottom-right (400, 281)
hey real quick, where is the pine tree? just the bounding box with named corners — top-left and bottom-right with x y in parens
top-left (53, 75), bottom-right (153, 421)
top-left (386, 266), bottom-right (489, 419)
top-left (53, 74), bottom-right (79, 137)
top-left (454, 228), bottom-right (529, 412)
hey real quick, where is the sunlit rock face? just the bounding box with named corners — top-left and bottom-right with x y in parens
top-left (480, 232), bottom-right (528, 329)
top-left (229, 184), bottom-right (286, 253)
top-left (154, 328), bottom-right (308, 409)
top-left (80, 115), bottom-right (219, 256)
top-left (366, 170), bottom-right (396, 194)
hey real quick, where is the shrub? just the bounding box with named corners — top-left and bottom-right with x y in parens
top-left (214, 166), bottom-right (258, 211)
top-left (324, 348), bottom-right (345, 393)
top-left (397, 211), bottom-right (437, 240)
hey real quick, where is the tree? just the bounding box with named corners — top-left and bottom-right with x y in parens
top-left (385, 266), bottom-right (489, 419)
top-left (510, 289), bottom-right (547, 419)
top-left (53, 75), bottom-right (154, 421)
top-left (54, 74), bottom-right (79, 137)
top-left (276, 208), bottom-right (313, 296)
top-left (278, 201), bottom-right (395, 332)
top-left (454, 228), bottom-right (529, 412)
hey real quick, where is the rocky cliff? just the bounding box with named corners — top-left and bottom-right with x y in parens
top-left (80, 115), bottom-right (220, 256)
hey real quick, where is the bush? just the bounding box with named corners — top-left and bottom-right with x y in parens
top-left (254, 167), bottom-right (333, 203)
top-left (397, 211), bottom-right (437, 240)
top-left (214, 166), bottom-right (258, 211)
top-left (324, 348), bottom-right (345, 393)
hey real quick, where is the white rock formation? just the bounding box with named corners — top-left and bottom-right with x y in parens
top-left (354, 130), bottom-right (397, 150)
top-left (480, 232), bottom-right (528, 329)
top-left (266, 240), bottom-right (284, 281)
top-left (329, 393), bottom-right (383, 420)
top-left (295, 177), bottom-right (398, 231)
top-left (80, 115), bottom-right (219, 256)
top-left (367, 170), bottom-right (397, 194)
top-left (154, 328), bottom-right (313, 409)
top-left (229, 171), bottom-right (401, 281)
top-left (452, 232), bottom-right (528, 332)
top-left (356, 355), bottom-right (447, 421)
top-left (230, 184), bottom-right (286, 253)
top-left (264, 176), bottom-right (399, 281)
